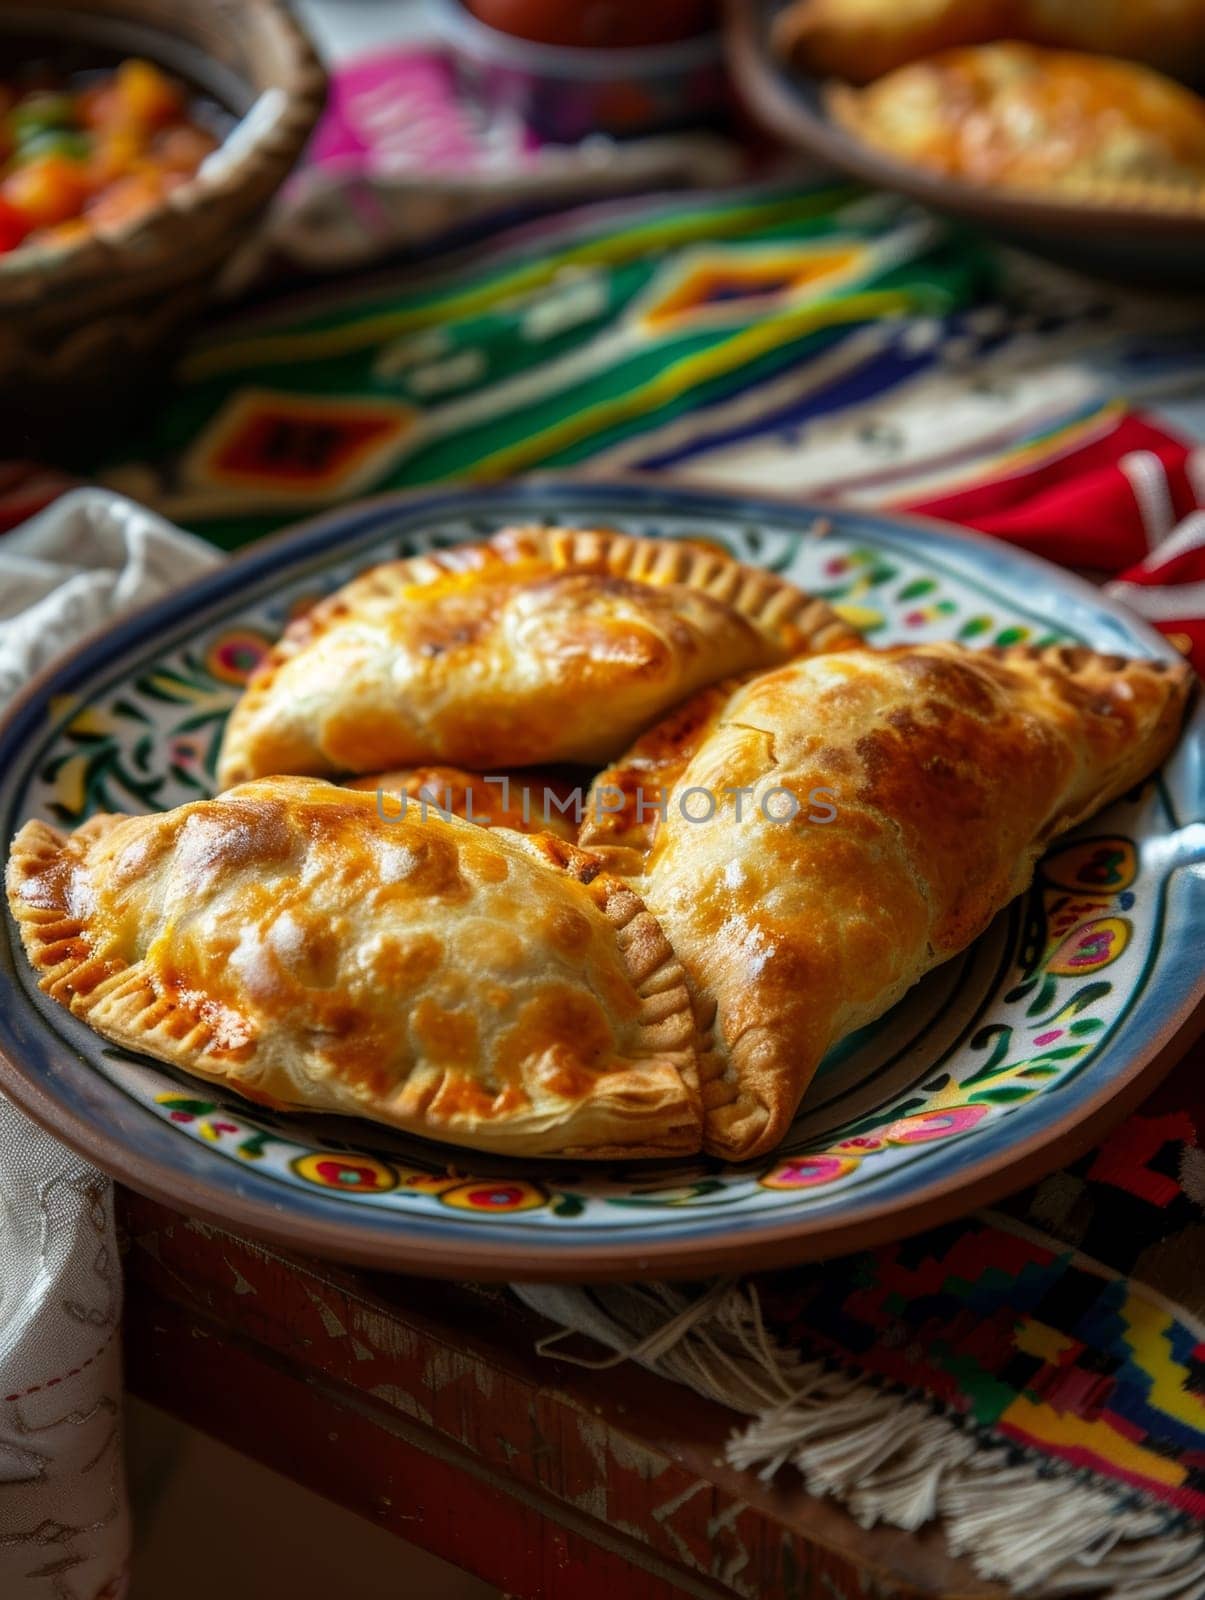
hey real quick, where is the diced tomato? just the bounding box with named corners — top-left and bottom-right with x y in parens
top-left (114, 59), bottom-right (182, 132)
top-left (3, 154), bottom-right (89, 229)
top-left (75, 83), bottom-right (120, 131)
top-left (152, 123), bottom-right (217, 173)
top-left (88, 126), bottom-right (145, 185)
top-left (83, 169), bottom-right (166, 229)
top-left (0, 194), bottom-right (29, 253)
top-left (0, 60), bottom-right (211, 254)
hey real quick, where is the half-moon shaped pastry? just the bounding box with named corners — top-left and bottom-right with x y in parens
top-left (344, 766), bottom-right (583, 841)
top-left (615, 643), bottom-right (1192, 1161)
top-left (5, 778), bottom-right (702, 1159)
top-left (829, 45), bottom-right (1205, 208)
top-left (774, 0), bottom-right (1205, 87)
top-left (216, 528), bottom-right (859, 787)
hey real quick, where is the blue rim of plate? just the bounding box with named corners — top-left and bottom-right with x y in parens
top-left (0, 476), bottom-right (1201, 1281)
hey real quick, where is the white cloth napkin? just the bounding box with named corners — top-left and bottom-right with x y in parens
top-left (0, 490), bottom-right (221, 1600)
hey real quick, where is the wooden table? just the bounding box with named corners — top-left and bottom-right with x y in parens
top-left (119, 1190), bottom-right (1004, 1600)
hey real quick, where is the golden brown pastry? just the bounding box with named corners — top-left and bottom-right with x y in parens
top-left (579, 680), bottom-right (737, 856)
top-left (829, 45), bottom-right (1205, 207)
top-left (600, 643), bottom-right (1192, 1161)
top-left (5, 777), bottom-right (702, 1158)
top-left (774, 0), bottom-right (1205, 86)
top-left (343, 765), bottom-right (583, 841)
top-left (216, 528), bottom-right (858, 787)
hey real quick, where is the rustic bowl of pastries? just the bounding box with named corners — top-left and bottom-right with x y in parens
top-left (0, 0), bottom-right (325, 455)
top-left (725, 0), bottom-right (1205, 281)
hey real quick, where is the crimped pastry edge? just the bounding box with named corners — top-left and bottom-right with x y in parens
top-left (216, 526), bottom-right (861, 788)
top-left (5, 795), bottom-right (707, 1161)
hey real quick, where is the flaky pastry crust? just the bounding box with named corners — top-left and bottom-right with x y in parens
top-left (774, 0), bottom-right (1205, 87)
top-left (344, 765), bottom-right (583, 841)
top-left (828, 45), bottom-right (1205, 210)
top-left (6, 778), bottom-right (703, 1159)
top-left (216, 527), bottom-right (859, 786)
top-left (612, 643), bottom-right (1193, 1161)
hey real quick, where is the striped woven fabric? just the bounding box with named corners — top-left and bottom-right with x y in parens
top-left (95, 183), bottom-right (1205, 672)
top-left (99, 185), bottom-right (989, 542)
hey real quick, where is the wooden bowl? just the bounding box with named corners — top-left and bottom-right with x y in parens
top-left (725, 0), bottom-right (1205, 286)
top-left (0, 0), bottom-right (326, 459)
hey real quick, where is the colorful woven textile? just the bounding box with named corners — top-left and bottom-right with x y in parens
top-left (92, 183), bottom-right (1205, 679)
top-left (97, 185), bottom-right (988, 542)
top-left (760, 1045), bottom-right (1205, 1518)
top-left (47, 176), bottom-right (1205, 1588)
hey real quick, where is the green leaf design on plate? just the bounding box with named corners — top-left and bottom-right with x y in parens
top-left (236, 1132), bottom-right (275, 1161)
top-left (1046, 981), bottom-right (1112, 1022)
top-left (959, 615), bottom-right (993, 638)
top-left (1025, 974), bottom-right (1058, 1016)
top-left (964, 1024), bottom-right (1013, 1082)
top-left (898, 578), bottom-right (936, 600)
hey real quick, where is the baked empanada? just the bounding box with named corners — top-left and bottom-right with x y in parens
top-left (5, 777), bottom-right (702, 1158)
top-left (606, 643), bottom-right (1191, 1161)
top-left (774, 0), bottom-right (1205, 86)
top-left (344, 766), bottom-right (583, 841)
top-left (579, 680), bottom-right (737, 857)
top-left (216, 528), bottom-right (858, 787)
top-left (829, 45), bottom-right (1205, 206)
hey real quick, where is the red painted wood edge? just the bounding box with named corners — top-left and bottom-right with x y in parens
top-left (125, 1288), bottom-right (723, 1600)
top-left (118, 1191), bottom-right (1004, 1600)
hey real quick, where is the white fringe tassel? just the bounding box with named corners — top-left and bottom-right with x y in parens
top-left (515, 1279), bottom-right (1205, 1600)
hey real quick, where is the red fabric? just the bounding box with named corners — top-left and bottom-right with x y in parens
top-left (0, 463), bottom-right (78, 533)
top-left (900, 411), bottom-right (1205, 672)
top-left (4, 409), bottom-right (1203, 670)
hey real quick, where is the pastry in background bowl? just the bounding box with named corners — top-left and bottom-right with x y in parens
top-left (774, 0), bottom-right (1205, 86)
top-left (829, 43), bottom-right (1205, 210)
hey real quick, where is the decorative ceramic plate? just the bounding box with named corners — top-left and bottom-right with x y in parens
top-left (0, 480), bottom-right (1201, 1280)
top-left (725, 0), bottom-right (1205, 285)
